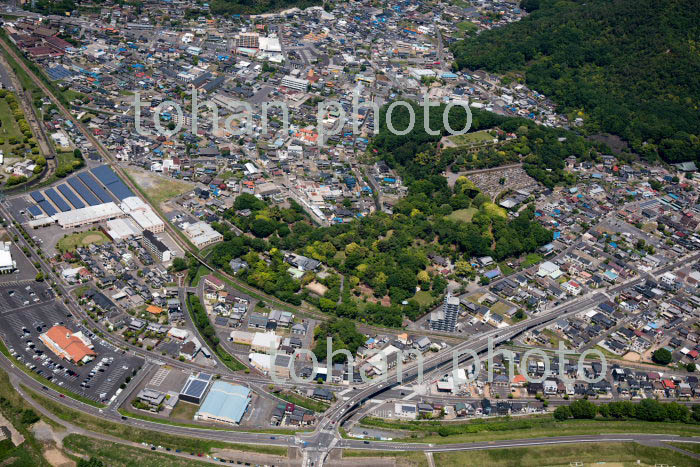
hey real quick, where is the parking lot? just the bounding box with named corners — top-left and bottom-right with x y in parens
top-left (0, 282), bottom-right (143, 403)
top-left (0, 243), bottom-right (38, 283)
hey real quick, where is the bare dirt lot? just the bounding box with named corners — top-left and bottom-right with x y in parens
top-left (125, 167), bottom-right (195, 209)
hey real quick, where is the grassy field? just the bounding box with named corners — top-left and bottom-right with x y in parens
top-left (63, 434), bottom-right (213, 467)
top-left (56, 229), bottom-right (110, 252)
top-left (482, 202), bottom-right (507, 218)
top-left (668, 442), bottom-right (700, 454)
top-left (490, 301), bottom-right (514, 316)
top-left (342, 449), bottom-right (428, 466)
top-left (276, 391), bottom-right (330, 413)
top-left (0, 369), bottom-right (53, 466)
top-left (521, 253), bottom-right (543, 268)
top-left (26, 387), bottom-right (287, 455)
top-left (126, 168), bottom-right (194, 206)
top-left (55, 150), bottom-right (80, 170)
top-left (170, 400), bottom-right (199, 421)
top-left (447, 207), bottom-right (478, 223)
top-left (456, 21), bottom-right (478, 36)
top-left (433, 442), bottom-right (699, 467)
top-left (0, 95), bottom-right (24, 156)
top-left (541, 329), bottom-right (572, 349)
top-left (359, 415), bottom-right (700, 444)
top-left (497, 261), bottom-right (514, 275)
top-left (412, 290), bottom-right (435, 306)
top-left (118, 408), bottom-right (306, 435)
top-left (190, 264), bottom-right (209, 287)
top-left (449, 130), bottom-right (495, 146)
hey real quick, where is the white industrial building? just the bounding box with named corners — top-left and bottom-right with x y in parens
top-left (183, 221), bottom-right (223, 248)
top-left (106, 218), bottom-right (142, 240)
top-left (53, 202), bottom-right (123, 229)
top-left (0, 242), bottom-right (16, 274)
top-left (120, 196), bottom-right (164, 233)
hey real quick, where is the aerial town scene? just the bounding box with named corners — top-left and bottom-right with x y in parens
top-left (0, 0), bottom-right (697, 466)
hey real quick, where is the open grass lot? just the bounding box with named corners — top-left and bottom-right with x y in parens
top-left (56, 229), bottom-right (110, 252)
top-left (412, 290), bottom-right (435, 306)
top-left (276, 391), bottom-right (330, 413)
top-left (490, 301), bottom-right (513, 316)
top-left (669, 442), bottom-right (700, 454)
top-left (342, 449), bottom-right (428, 467)
top-left (497, 261), bottom-right (514, 275)
top-left (26, 387), bottom-right (287, 456)
top-left (447, 207), bottom-right (478, 223)
top-left (521, 253), bottom-right (543, 268)
top-left (126, 167), bottom-right (194, 206)
top-left (456, 21), bottom-right (478, 36)
top-left (55, 151), bottom-right (79, 171)
top-left (448, 130), bottom-right (495, 146)
top-left (0, 96), bottom-right (24, 155)
top-left (433, 442), bottom-right (699, 467)
top-left (360, 415), bottom-right (700, 444)
top-left (170, 400), bottom-right (199, 421)
top-left (541, 329), bottom-right (572, 349)
top-left (63, 434), bottom-right (213, 467)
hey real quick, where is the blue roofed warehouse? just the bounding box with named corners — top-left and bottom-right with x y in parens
top-left (195, 381), bottom-right (251, 425)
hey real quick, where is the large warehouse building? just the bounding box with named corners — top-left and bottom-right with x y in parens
top-left (195, 381), bottom-right (251, 425)
top-left (52, 202), bottom-right (123, 229)
top-left (120, 196), bottom-right (165, 233)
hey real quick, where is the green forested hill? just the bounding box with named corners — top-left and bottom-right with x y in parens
top-left (209, 0), bottom-right (321, 16)
top-left (450, 0), bottom-right (700, 163)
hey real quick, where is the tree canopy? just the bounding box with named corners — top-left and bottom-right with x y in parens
top-left (450, 0), bottom-right (700, 164)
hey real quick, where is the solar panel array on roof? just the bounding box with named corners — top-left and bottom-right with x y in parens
top-left (91, 165), bottom-right (119, 185)
top-left (57, 184), bottom-right (85, 209)
top-left (44, 188), bottom-right (71, 212)
top-left (179, 372), bottom-right (212, 404)
top-left (91, 165), bottom-right (134, 201)
top-left (105, 179), bottom-right (134, 200)
top-left (77, 172), bottom-right (113, 203)
top-left (38, 200), bottom-right (57, 216)
top-left (184, 379), bottom-right (207, 398)
top-left (46, 66), bottom-right (73, 80)
top-left (27, 205), bottom-right (42, 217)
top-left (30, 191), bottom-right (45, 203)
top-left (67, 177), bottom-right (100, 206)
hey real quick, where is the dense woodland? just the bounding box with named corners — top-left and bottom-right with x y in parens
top-left (370, 101), bottom-right (604, 188)
top-left (208, 0), bottom-right (321, 16)
top-left (450, 0), bottom-right (700, 163)
top-left (207, 172), bottom-right (551, 327)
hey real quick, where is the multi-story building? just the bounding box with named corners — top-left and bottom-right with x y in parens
top-left (142, 229), bottom-right (171, 262)
top-left (429, 294), bottom-right (460, 332)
